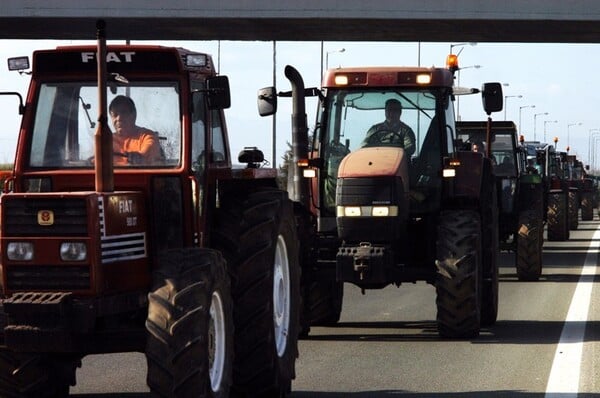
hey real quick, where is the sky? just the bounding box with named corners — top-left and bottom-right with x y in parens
top-left (1, 39), bottom-right (600, 169)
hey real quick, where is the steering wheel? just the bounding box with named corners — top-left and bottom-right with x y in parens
top-left (362, 129), bottom-right (403, 147)
top-left (87, 151), bottom-right (130, 166)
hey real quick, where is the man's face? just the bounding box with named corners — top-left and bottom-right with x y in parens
top-left (110, 105), bottom-right (136, 135)
top-left (385, 105), bottom-right (402, 123)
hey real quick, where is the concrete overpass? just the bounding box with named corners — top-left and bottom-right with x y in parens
top-left (2, 1), bottom-right (600, 42)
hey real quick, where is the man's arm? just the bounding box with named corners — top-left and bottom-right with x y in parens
top-left (361, 123), bottom-right (381, 147)
top-left (403, 126), bottom-right (416, 157)
top-left (128, 130), bottom-right (163, 164)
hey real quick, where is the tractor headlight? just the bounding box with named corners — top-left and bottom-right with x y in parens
top-left (6, 242), bottom-right (34, 261)
top-left (372, 206), bottom-right (398, 217)
top-left (60, 242), bottom-right (87, 261)
top-left (337, 206), bottom-right (362, 217)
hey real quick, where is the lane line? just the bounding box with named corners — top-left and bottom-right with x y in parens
top-left (544, 225), bottom-right (600, 397)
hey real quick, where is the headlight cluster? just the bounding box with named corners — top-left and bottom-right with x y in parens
top-left (337, 205), bottom-right (398, 217)
top-left (6, 242), bottom-right (87, 261)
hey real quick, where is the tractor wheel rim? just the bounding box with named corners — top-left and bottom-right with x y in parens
top-left (273, 234), bottom-right (290, 357)
top-left (209, 291), bottom-right (226, 392)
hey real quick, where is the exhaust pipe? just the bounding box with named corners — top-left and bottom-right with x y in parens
top-left (94, 19), bottom-right (114, 192)
top-left (284, 65), bottom-right (309, 205)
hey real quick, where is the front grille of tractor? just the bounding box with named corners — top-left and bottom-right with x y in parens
top-left (6, 265), bottom-right (91, 291)
top-left (3, 198), bottom-right (88, 236)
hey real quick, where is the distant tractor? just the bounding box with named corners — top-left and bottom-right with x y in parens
top-left (259, 55), bottom-right (504, 338)
top-left (566, 156), bottom-right (595, 221)
top-left (0, 22), bottom-right (300, 397)
top-left (523, 141), bottom-right (570, 242)
top-left (558, 152), bottom-right (580, 230)
top-left (456, 122), bottom-right (544, 281)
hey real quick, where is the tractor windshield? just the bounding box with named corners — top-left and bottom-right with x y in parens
top-left (320, 90), bottom-right (437, 154)
top-left (318, 89), bottom-right (447, 212)
top-left (28, 81), bottom-right (181, 169)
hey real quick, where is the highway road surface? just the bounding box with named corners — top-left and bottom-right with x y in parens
top-left (70, 217), bottom-right (600, 397)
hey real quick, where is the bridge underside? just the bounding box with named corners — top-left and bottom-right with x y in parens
top-left (1, 17), bottom-right (599, 43)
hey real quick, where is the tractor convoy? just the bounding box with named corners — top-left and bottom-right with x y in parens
top-left (456, 121), bottom-right (545, 281)
top-left (0, 22), bottom-right (598, 398)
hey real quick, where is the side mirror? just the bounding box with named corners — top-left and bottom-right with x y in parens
top-left (257, 87), bottom-right (277, 117)
top-left (206, 76), bottom-right (231, 109)
top-left (481, 82), bottom-right (503, 114)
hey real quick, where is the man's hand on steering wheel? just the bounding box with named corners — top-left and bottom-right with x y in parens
top-left (363, 129), bottom-right (403, 147)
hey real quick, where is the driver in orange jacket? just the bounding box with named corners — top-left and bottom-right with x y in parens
top-left (109, 95), bottom-right (163, 165)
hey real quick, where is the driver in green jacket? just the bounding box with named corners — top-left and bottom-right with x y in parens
top-left (362, 98), bottom-right (416, 156)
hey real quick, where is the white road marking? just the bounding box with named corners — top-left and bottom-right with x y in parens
top-left (544, 226), bottom-right (599, 397)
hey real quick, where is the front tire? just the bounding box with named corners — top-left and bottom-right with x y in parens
top-left (214, 188), bottom-right (300, 397)
top-left (0, 350), bottom-right (79, 398)
top-left (145, 248), bottom-right (233, 398)
top-left (568, 190), bottom-right (579, 230)
top-left (480, 170), bottom-right (498, 327)
top-left (435, 210), bottom-right (482, 339)
top-left (547, 192), bottom-right (569, 241)
top-left (581, 192), bottom-right (594, 221)
top-left (516, 210), bottom-right (543, 281)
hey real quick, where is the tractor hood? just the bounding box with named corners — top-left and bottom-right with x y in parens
top-left (337, 147), bottom-right (409, 194)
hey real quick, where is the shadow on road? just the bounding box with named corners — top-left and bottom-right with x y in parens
top-left (68, 390), bottom-right (600, 398)
top-left (71, 395), bottom-right (149, 398)
top-left (302, 319), bottom-right (599, 344)
top-left (500, 271), bottom-right (597, 283)
top-left (291, 391), bottom-right (600, 397)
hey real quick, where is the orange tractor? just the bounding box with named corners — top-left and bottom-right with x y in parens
top-left (259, 56), bottom-right (503, 338)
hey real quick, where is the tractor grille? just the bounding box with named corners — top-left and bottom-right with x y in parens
top-left (5, 265), bottom-right (91, 290)
top-left (3, 198), bottom-right (88, 236)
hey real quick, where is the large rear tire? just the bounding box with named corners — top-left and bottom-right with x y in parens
top-left (214, 188), bottom-right (300, 397)
top-left (568, 190), bottom-right (579, 230)
top-left (435, 210), bottom-right (481, 338)
top-left (301, 278), bottom-right (343, 335)
top-left (516, 210), bottom-right (543, 281)
top-left (0, 350), bottom-right (79, 398)
top-left (547, 192), bottom-right (569, 241)
top-left (581, 192), bottom-right (594, 221)
top-left (480, 171), bottom-right (498, 327)
top-left (146, 248), bottom-right (233, 398)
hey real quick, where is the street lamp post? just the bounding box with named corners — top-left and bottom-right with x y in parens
top-left (533, 112), bottom-right (548, 141)
top-left (456, 64), bottom-right (481, 121)
top-left (567, 122), bottom-right (582, 149)
top-left (593, 135), bottom-right (600, 171)
top-left (325, 48), bottom-right (345, 70)
top-left (544, 120), bottom-right (558, 142)
top-left (504, 94), bottom-right (522, 121)
top-left (449, 42), bottom-right (477, 55)
top-left (518, 105), bottom-right (535, 136)
top-left (588, 129), bottom-right (600, 168)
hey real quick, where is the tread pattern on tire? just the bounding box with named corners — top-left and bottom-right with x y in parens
top-left (213, 188), bottom-right (300, 397)
top-left (435, 210), bottom-right (481, 339)
top-left (516, 210), bottom-right (543, 281)
top-left (568, 190), bottom-right (579, 230)
top-left (581, 192), bottom-right (594, 221)
top-left (0, 349), bottom-right (78, 398)
top-left (145, 248), bottom-right (233, 398)
top-left (547, 192), bottom-right (569, 241)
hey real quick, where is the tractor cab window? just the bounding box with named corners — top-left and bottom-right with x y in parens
top-left (456, 129), bottom-right (518, 177)
top-left (320, 89), bottom-right (443, 211)
top-left (29, 81), bottom-right (181, 169)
